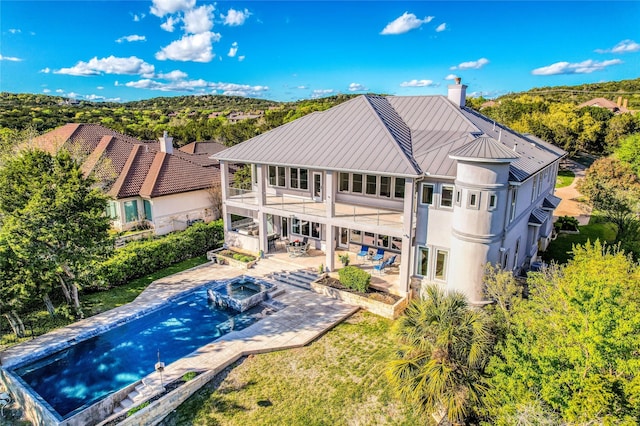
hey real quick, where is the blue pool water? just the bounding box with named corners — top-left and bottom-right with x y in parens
top-left (12, 287), bottom-right (258, 419)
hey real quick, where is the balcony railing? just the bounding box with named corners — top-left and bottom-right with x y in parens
top-left (226, 187), bottom-right (406, 230)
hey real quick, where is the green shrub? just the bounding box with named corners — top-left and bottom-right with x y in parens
top-left (182, 371), bottom-right (197, 381)
top-left (127, 401), bottom-right (150, 417)
top-left (555, 215), bottom-right (580, 231)
top-left (338, 253), bottom-right (350, 266)
top-left (96, 220), bottom-right (223, 287)
top-left (338, 266), bottom-right (370, 293)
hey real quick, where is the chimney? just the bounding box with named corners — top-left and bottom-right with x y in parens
top-left (623, 98), bottom-right (628, 109)
top-left (617, 96), bottom-right (622, 107)
top-left (448, 77), bottom-right (467, 108)
top-left (159, 130), bottom-right (173, 154)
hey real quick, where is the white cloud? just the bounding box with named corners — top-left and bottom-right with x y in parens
top-left (156, 32), bottom-right (219, 62)
top-left (40, 67), bottom-right (51, 73)
top-left (116, 34), bottom-right (147, 43)
top-left (238, 55), bottom-right (245, 62)
top-left (55, 89), bottom-right (64, 93)
top-left (531, 59), bottom-right (623, 75)
top-left (67, 92), bottom-right (80, 99)
top-left (85, 94), bottom-right (106, 101)
top-left (297, 85), bottom-right (308, 90)
top-left (380, 12), bottom-right (434, 35)
top-left (183, 4), bottom-right (214, 34)
top-left (311, 89), bottom-right (335, 98)
top-left (124, 77), bottom-right (269, 97)
top-left (97, 86), bottom-right (104, 90)
top-left (221, 8), bottom-right (251, 26)
top-left (150, 0), bottom-right (195, 17)
top-left (348, 83), bottom-right (368, 92)
top-left (445, 74), bottom-right (458, 80)
top-left (228, 41), bottom-right (238, 57)
top-left (161, 16), bottom-right (177, 32)
top-left (42, 88), bottom-right (51, 93)
top-left (450, 57), bottom-right (489, 70)
top-left (54, 56), bottom-right (155, 77)
top-left (595, 39), bottom-right (640, 54)
top-left (132, 13), bottom-right (145, 21)
top-left (400, 79), bottom-right (435, 87)
top-left (156, 70), bottom-right (188, 80)
top-left (9, 29), bottom-right (21, 34)
top-left (435, 23), bottom-right (446, 32)
top-left (0, 54), bottom-right (22, 61)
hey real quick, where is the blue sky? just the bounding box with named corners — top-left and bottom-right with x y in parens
top-left (1, 1), bottom-right (639, 102)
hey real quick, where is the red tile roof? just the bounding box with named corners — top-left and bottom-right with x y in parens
top-left (34, 124), bottom-right (221, 199)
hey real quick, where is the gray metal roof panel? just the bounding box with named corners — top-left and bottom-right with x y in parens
top-left (449, 136), bottom-right (520, 161)
top-left (543, 194), bottom-right (562, 209)
top-left (528, 207), bottom-right (550, 226)
top-left (214, 95), bottom-right (421, 176)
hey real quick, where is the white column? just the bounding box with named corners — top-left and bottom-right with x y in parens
top-left (255, 164), bottom-right (266, 206)
top-left (256, 164), bottom-right (267, 253)
top-left (399, 179), bottom-right (416, 295)
top-left (325, 171), bottom-right (336, 271)
top-left (220, 161), bottom-right (230, 231)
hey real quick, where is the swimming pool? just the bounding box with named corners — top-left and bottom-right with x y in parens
top-left (10, 286), bottom-right (261, 420)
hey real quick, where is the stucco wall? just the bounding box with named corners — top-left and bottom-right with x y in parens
top-left (150, 190), bottom-right (215, 235)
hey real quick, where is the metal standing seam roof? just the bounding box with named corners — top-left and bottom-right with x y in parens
top-left (528, 208), bottom-right (550, 226)
top-left (543, 194), bottom-right (562, 209)
top-left (213, 95), bottom-right (566, 181)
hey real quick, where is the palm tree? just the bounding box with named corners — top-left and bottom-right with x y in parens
top-left (387, 285), bottom-right (492, 424)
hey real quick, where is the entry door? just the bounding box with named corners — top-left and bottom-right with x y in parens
top-left (338, 228), bottom-right (349, 249)
top-left (313, 172), bottom-right (322, 201)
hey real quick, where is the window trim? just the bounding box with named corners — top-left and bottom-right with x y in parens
top-left (421, 183), bottom-right (435, 205)
top-left (434, 248), bottom-right (449, 281)
top-left (467, 190), bottom-right (480, 210)
top-left (394, 177), bottom-right (405, 199)
top-left (440, 184), bottom-right (455, 208)
top-left (488, 193), bottom-right (497, 211)
top-left (417, 246), bottom-right (430, 277)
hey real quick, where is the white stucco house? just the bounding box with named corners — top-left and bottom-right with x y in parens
top-left (34, 124), bottom-right (222, 235)
top-left (213, 80), bottom-right (566, 303)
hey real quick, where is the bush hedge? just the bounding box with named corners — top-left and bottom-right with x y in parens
top-left (338, 266), bottom-right (371, 293)
top-left (95, 220), bottom-right (223, 287)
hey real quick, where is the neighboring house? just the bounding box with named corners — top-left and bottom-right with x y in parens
top-left (227, 111), bottom-right (264, 123)
top-left (33, 124), bottom-right (221, 235)
top-left (578, 97), bottom-right (630, 114)
top-left (212, 80), bottom-right (566, 303)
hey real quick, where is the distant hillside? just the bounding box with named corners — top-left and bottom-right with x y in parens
top-left (492, 78), bottom-right (640, 109)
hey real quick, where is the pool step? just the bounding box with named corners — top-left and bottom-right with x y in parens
top-left (270, 272), bottom-right (311, 290)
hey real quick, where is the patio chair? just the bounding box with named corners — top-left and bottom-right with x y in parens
top-left (356, 245), bottom-right (369, 262)
top-left (299, 241), bottom-right (311, 256)
top-left (371, 248), bottom-right (385, 263)
top-left (373, 255), bottom-right (397, 275)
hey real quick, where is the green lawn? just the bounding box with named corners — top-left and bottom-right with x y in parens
top-left (0, 255), bottom-right (209, 350)
top-left (160, 312), bottom-right (428, 426)
top-left (555, 169), bottom-right (575, 188)
top-left (541, 217), bottom-right (617, 264)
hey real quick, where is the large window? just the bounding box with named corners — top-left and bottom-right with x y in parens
top-left (290, 168), bottom-right (309, 190)
top-left (291, 218), bottom-right (321, 239)
top-left (417, 247), bottom-right (429, 276)
top-left (394, 178), bottom-right (405, 199)
top-left (339, 172), bottom-right (350, 192)
top-left (106, 201), bottom-right (119, 219)
top-left (421, 184), bottom-right (434, 204)
top-left (352, 174), bottom-right (363, 193)
top-left (510, 188), bottom-right (518, 222)
top-left (380, 176), bottom-right (391, 198)
top-left (435, 249), bottom-right (449, 280)
top-left (440, 185), bottom-right (454, 208)
top-left (268, 166), bottom-right (286, 187)
top-left (124, 200), bottom-right (139, 223)
top-left (365, 175), bottom-right (377, 195)
top-left (143, 199), bottom-right (152, 220)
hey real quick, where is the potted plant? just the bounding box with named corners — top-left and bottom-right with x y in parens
top-left (338, 253), bottom-right (350, 267)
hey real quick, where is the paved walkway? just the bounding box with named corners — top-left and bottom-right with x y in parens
top-left (553, 159), bottom-right (592, 226)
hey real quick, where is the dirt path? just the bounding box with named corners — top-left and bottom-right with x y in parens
top-left (553, 159), bottom-right (592, 225)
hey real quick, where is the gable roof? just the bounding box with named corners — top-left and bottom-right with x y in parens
top-left (213, 94), bottom-right (566, 182)
top-left (33, 124), bottom-right (219, 199)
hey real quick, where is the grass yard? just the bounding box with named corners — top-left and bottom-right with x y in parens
top-left (0, 255), bottom-right (209, 350)
top-left (160, 311), bottom-right (428, 426)
top-left (541, 217), bottom-right (617, 264)
top-left (555, 169), bottom-right (575, 188)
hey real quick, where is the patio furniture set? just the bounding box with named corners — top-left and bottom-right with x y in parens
top-left (356, 245), bottom-right (398, 274)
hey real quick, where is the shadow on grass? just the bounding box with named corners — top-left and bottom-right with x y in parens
top-left (541, 216), bottom-right (617, 264)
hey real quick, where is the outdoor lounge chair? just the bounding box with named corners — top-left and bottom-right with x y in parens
top-left (371, 248), bottom-right (385, 263)
top-left (356, 245), bottom-right (369, 262)
top-left (299, 241), bottom-right (311, 256)
top-left (373, 255), bottom-right (397, 275)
